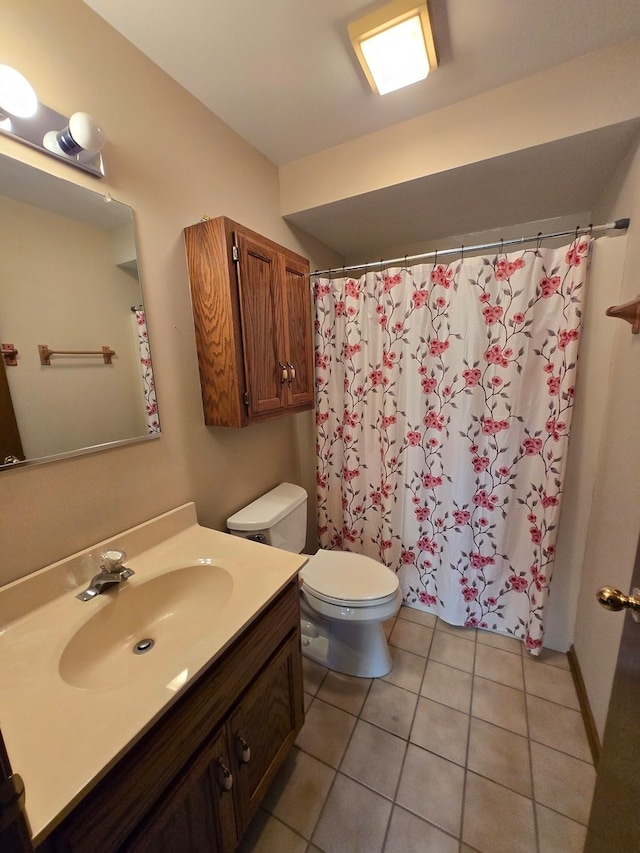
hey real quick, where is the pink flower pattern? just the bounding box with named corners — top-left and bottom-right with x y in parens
top-left (132, 307), bottom-right (160, 434)
top-left (314, 240), bottom-right (589, 653)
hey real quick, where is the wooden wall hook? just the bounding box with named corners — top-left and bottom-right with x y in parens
top-left (605, 295), bottom-right (640, 334)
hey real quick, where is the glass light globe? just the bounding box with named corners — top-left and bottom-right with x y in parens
top-left (43, 112), bottom-right (105, 157)
top-left (67, 112), bottom-right (105, 152)
top-left (0, 65), bottom-right (38, 118)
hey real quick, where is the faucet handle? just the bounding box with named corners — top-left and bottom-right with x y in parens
top-left (100, 549), bottom-right (127, 571)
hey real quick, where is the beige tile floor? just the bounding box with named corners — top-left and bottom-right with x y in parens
top-left (237, 606), bottom-right (595, 853)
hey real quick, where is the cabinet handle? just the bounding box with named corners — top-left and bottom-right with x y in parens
top-left (287, 362), bottom-right (296, 384)
top-left (217, 760), bottom-right (233, 792)
top-left (279, 361), bottom-right (289, 384)
top-left (236, 735), bottom-right (251, 764)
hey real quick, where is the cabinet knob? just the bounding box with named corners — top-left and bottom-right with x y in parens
top-left (279, 361), bottom-right (289, 384)
top-left (236, 735), bottom-right (251, 764)
top-left (217, 760), bottom-right (233, 792)
top-left (287, 362), bottom-right (296, 383)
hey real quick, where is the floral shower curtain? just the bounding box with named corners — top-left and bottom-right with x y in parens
top-left (314, 238), bottom-right (590, 652)
top-left (131, 306), bottom-right (160, 434)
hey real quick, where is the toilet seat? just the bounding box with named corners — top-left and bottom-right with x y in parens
top-left (300, 549), bottom-right (399, 608)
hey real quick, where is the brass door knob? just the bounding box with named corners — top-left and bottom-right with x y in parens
top-left (3, 455), bottom-right (22, 465)
top-left (596, 586), bottom-right (640, 617)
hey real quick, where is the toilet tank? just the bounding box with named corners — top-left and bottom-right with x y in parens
top-left (226, 483), bottom-right (308, 553)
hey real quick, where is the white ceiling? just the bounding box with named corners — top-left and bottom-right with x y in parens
top-left (82, 0), bottom-right (640, 256)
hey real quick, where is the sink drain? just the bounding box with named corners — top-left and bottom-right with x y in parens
top-left (133, 638), bottom-right (155, 655)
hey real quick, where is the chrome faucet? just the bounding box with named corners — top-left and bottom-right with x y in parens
top-left (76, 549), bottom-right (135, 601)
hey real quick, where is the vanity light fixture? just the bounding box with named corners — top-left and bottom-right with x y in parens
top-left (348, 0), bottom-right (438, 95)
top-left (0, 63), bottom-right (105, 177)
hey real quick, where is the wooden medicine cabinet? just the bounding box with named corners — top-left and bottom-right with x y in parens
top-left (184, 217), bottom-right (314, 427)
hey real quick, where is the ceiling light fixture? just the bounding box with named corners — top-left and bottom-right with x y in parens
top-left (348, 0), bottom-right (438, 95)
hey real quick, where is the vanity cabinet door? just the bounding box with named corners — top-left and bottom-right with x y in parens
top-left (229, 632), bottom-right (304, 833)
top-left (125, 726), bottom-right (237, 853)
top-left (0, 730), bottom-right (33, 852)
top-left (35, 582), bottom-right (304, 853)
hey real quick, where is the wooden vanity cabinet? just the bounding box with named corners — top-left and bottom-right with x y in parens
top-left (183, 216), bottom-right (314, 427)
top-left (124, 724), bottom-right (235, 853)
top-left (38, 580), bottom-right (304, 853)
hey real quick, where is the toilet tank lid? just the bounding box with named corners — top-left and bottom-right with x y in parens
top-left (227, 483), bottom-right (307, 531)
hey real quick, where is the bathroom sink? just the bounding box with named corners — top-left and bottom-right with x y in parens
top-left (59, 563), bottom-right (233, 689)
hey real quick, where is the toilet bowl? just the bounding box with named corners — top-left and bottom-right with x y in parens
top-left (227, 483), bottom-right (402, 678)
top-left (299, 549), bottom-right (402, 677)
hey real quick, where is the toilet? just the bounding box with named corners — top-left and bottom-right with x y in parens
top-left (227, 483), bottom-right (402, 677)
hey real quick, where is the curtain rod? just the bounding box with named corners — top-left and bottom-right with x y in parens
top-left (311, 218), bottom-right (630, 277)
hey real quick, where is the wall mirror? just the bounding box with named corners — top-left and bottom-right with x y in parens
top-left (0, 154), bottom-right (160, 470)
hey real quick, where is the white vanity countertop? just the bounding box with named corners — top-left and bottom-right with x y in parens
top-left (0, 503), bottom-right (307, 844)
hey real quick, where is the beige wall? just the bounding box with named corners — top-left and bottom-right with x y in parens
top-left (572, 137), bottom-right (640, 738)
top-left (0, 0), bottom-right (339, 586)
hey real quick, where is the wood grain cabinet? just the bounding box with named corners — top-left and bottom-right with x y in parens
top-left (183, 217), bottom-right (314, 427)
top-left (38, 581), bottom-right (304, 853)
top-left (125, 725), bottom-right (235, 853)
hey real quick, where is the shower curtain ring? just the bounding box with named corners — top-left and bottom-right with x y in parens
top-left (536, 232), bottom-right (542, 251)
top-left (460, 245), bottom-right (465, 263)
top-left (589, 223), bottom-right (593, 237)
